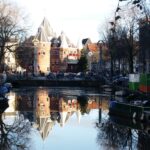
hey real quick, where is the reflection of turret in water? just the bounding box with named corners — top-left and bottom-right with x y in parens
top-left (59, 111), bottom-right (68, 127)
top-left (36, 89), bottom-right (50, 117)
top-left (76, 109), bottom-right (81, 124)
top-left (59, 98), bottom-right (76, 127)
top-left (50, 97), bottom-right (80, 127)
top-left (38, 93), bottom-right (106, 128)
top-left (35, 89), bottom-right (54, 140)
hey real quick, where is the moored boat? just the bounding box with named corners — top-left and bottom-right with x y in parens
top-left (0, 71), bottom-right (12, 98)
top-left (109, 115), bottom-right (150, 133)
top-left (0, 83), bottom-right (12, 97)
top-left (109, 100), bottom-right (150, 122)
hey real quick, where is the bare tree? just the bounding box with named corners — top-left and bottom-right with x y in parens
top-left (101, 0), bottom-right (149, 74)
top-left (15, 36), bottom-right (35, 72)
top-left (96, 118), bottom-right (138, 150)
top-left (116, 0), bottom-right (150, 73)
top-left (0, 0), bottom-right (28, 72)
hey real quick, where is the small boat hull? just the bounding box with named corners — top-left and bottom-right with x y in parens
top-left (109, 101), bottom-right (150, 122)
top-left (109, 115), bottom-right (150, 133)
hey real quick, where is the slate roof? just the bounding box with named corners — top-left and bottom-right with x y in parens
top-left (82, 38), bottom-right (91, 45)
top-left (35, 26), bottom-right (49, 42)
top-left (60, 32), bottom-right (69, 48)
top-left (35, 17), bottom-right (55, 42)
top-left (40, 17), bottom-right (56, 39)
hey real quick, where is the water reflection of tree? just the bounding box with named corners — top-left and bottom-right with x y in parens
top-left (138, 131), bottom-right (150, 150)
top-left (77, 95), bottom-right (89, 115)
top-left (96, 119), bottom-right (139, 150)
top-left (0, 113), bottom-right (31, 150)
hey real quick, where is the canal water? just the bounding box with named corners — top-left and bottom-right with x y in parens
top-left (1, 87), bottom-right (150, 150)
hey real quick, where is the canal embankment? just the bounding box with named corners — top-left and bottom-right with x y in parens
top-left (9, 79), bottom-right (105, 88)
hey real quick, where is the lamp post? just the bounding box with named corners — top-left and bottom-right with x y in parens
top-left (88, 51), bottom-right (93, 72)
top-left (32, 39), bottom-right (39, 76)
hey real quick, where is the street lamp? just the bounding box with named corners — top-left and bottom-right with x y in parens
top-left (88, 51), bottom-right (93, 72)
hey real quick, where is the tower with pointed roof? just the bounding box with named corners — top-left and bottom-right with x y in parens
top-left (59, 31), bottom-right (69, 63)
top-left (33, 18), bottom-right (55, 75)
top-left (33, 18), bottom-right (81, 73)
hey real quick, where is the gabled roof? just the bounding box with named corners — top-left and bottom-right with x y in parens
top-left (38, 117), bottom-right (54, 140)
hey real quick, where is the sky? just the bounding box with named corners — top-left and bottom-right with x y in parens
top-left (12, 0), bottom-right (118, 45)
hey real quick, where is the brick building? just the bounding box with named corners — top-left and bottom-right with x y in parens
top-left (33, 18), bottom-right (81, 74)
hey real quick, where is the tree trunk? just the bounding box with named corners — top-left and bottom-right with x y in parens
top-left (0, 46), bottom-right (5, 73)
top-left (128, 47), bottom-right (134, 73)
top-left (110, 53), bottom-right (114, 81)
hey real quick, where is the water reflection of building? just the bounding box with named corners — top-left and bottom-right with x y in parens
top-left (35, 89), bottom-right (54, 140)
top-left (3, 92), bottom-right (35, 122)
top-left (49, 95), bottom-right (105, 126)
top-left (16, 91), bottom-right (34, 122)
top-left (3, 89), bottom-right (109, 141)
top-left (3, 92), bottom-right (16, 117)
top-left (49, 95), bottom-right (81, 127)
top-left (59, 97), bottom-right (80, 127)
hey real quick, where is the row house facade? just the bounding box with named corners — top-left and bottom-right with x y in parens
top-left (82, 38), bottom-right (110, 73)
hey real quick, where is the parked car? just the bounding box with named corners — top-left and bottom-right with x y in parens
top-left (56, 73), bottom-right (64, 79)
top-left (46, 73), bottom-right (56, 80)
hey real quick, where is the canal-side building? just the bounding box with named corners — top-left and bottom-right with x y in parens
top-left (81, 39), bottom-right (110, 73)
top-left (15, 17), bottom-right (82, 75)
top-left (33, 18), bottom-right (81, 74)
top-left (33, 18), bottom-right (56, 75)
top-left (50, 39), bottom-right (61, 72)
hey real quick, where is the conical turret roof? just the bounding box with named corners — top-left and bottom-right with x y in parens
top-left (35, 26), bottom-right (49, 42)
top-left (77, 38), bottom-right (83, 50)
top-left (60, 31), bottom-right (69, 48)
top-left (35, 17), bottom-right (56, 42)
top-left (41, 17), bottom-right (56, 39)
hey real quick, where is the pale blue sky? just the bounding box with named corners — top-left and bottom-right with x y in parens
top-left (12, 0), bottom-right (118, 44)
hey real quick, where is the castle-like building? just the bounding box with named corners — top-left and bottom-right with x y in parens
top-left (32, 18), bottom-right (81, 75)
top-left (13, 17), bottom-right (105, 75)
